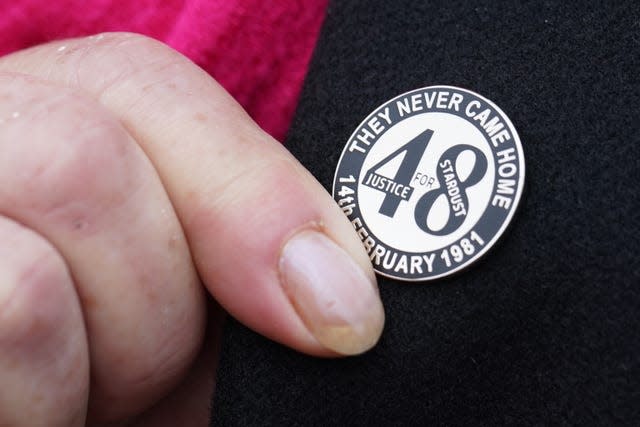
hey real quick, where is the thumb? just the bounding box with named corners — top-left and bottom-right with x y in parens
top-left (0, 33), bottom-right (384, 356)
top-left (191, 148), bottom-right (386, 356)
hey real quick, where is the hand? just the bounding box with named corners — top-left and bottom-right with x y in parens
top-left (0, 33), bottom-right (384, 426)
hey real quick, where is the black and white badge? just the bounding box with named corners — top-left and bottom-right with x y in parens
top-left (333, 86), bottom-right (525, 281)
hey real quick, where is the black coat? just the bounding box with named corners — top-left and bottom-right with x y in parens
top-left (213, 1), bottom-right (639, 425)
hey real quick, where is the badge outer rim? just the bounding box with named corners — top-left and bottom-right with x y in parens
top-left (332, 85), bottom-right (526, 282)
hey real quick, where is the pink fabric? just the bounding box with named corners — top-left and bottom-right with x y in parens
top-left (0, 1), bottom-right (328, 141)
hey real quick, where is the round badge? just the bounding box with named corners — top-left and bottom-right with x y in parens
top-left (332, 86), bottom-right (525, 281)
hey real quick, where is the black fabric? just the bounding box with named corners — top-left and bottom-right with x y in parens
top-left (213, 1), bottom-right (639, 425)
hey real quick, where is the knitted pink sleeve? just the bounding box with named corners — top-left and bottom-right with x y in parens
top-left (0, 0), bottom-right (327, 141)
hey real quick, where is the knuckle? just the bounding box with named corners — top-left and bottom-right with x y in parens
top-left (214, 150), bottom-right (293, 209)
top-left (88, 31), bottom-right (168, 55)
top-left (187, 147), bottom-right (306, 234)
top-left (0, 80), bottom-right (139, 229)
top-left (0, 221), bottom-right (88, 424)
top-left (59, 31), bottom-right (249, 135)
top-left (67, 31), bottom-right (237, 127)
top-left (0, 227), bottom-right (73, 348)
top-left (72, 31), bottom-right (192, 97)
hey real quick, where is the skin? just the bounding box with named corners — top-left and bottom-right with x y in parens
top-left (0, 33), bottom-right (384, 426)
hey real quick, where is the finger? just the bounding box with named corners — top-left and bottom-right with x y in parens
top-left (0, 215), bottom-right (88, 427)
top-left (0, 33), bottom-right (385, 356)
top-left (127, 304), bottom-right (223, 427)
top-left (0, 74), bottom-right (205, 422)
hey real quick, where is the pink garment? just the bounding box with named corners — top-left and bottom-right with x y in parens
top-left (0, 1), bottom-right (327, 141)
